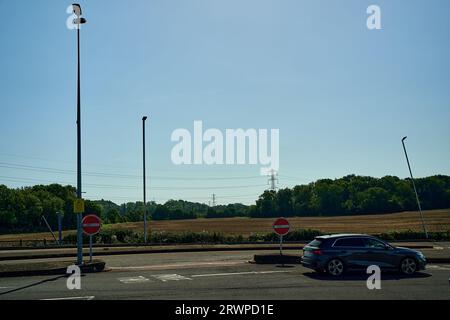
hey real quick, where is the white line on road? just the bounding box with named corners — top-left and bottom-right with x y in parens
top-left (42, 296), bottom-right (95, 300)
top-left (191, 270), bottom-right (292, 278)
top-left (118, 276), bottom-right (151, 284)
top-left (426, 265), bottom-right (450, 270)
top-left (110, 260), bottom-right (246, 271)
top-left (152, 274), bottom-right (193, 282)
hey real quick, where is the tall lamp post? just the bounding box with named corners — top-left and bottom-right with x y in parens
top-left (73, 4), bottom-right (87, 265)
top-left (401, 136), bottom-right (428, 239)
top-left (142, 116), bottom-right (148, 244)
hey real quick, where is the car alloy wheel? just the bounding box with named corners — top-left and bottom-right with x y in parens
top-left (327, 259), bottom-right (344, 276)
top-left (401, 258), bottom-right (417, 275)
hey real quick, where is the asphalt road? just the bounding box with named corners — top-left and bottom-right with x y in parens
top-left (0, 250), bottom-right (449, 300)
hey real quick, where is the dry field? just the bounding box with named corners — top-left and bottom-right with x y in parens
top-left (1, 209), bottom-right (449, 242)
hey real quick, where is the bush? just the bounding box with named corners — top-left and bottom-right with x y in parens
top-left (62, 233), bottom-right (77, 244)
top-left (285, 229), bottom-right (324, 241)
top-left (149, 231), bottom-right (235, 244)
top-left (378, 230), bottom-right (450, 241)
top-left (61, 228), bottom-right (450, 245)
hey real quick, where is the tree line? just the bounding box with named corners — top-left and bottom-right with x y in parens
top-left (249, 175), bottom-right (450, 217)
top-left (1, 174), bottom-right (450, 233)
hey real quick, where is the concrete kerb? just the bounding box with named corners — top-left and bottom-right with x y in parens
top-left (0, 260), bottom-right (106, 278)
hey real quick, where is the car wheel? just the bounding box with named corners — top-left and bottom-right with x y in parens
top-left (400, 257), bottom-right (417, 275)
top-left (327, 258), bottom-right (345, 276)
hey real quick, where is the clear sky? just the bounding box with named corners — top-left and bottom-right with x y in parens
top-left (0, 0), bottom-right (449, 205)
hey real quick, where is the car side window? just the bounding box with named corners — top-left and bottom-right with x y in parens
top-left (364, 238), bottom-right (387, 249)
top-left (333, 238), bottom-right (365, 247)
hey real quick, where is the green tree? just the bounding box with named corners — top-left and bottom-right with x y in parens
top-left (356, 187), bottom-right (390, 213)
top-left (292, 184), bottom-right (314, 216)
top-left (153, 205), bottom-right (169, 220)
top-left (276, 188), bottom-right (293, 217)
top-left (105, 208), bottom-right (123, 224)
top-left (253, 190), bottom-right (277, 217)
top-left (310, 180), bottom-right (345, 216)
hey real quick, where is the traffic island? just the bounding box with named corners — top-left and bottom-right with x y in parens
top-left (253, 253), bottom-right (301, 265)
top-left (0, 259), bottom-right (106, 278)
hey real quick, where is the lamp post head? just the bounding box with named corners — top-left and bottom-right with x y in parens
top-left (142, 116), bottom-right (148, 121)
top-left (72, 4), bottom-right (82, 17)
top-left (402, 136), bottom-right (407, 142)
top-left (72, 4), bottom-right (87, 25)
top-left (73, 17), bottom-right (87, 24)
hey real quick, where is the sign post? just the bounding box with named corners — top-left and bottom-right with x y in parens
top-left (82, 214), bottom-right (101, 263)
top-left (280, 234), bottom-right (283, 256)
top-left (89, 234), bottom-right (93, 262)
top-left (57, 212), bottom-right (63, 246)
top-left (74, 198), bottom-right (85, 264)
top-left (273, 218), bottom-right (290, 256)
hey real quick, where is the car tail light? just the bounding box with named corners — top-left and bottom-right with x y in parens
top-left (312, 250), bottom-right (323, 255)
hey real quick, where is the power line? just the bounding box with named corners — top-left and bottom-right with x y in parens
top-left (74, 194), bottom-right (259, 202)
top-left (0, 152), bottom-right (160, 172)
top-left (0, 154), bottom-right (309, 183)
top-left (0, 175), bottom-right (267, 191)
top-left (0, 162), bottom-right (263, 181)
top-left (0, 175), bottom-right (261, 202)
top-left (278, 175), bottom-right (300, 180)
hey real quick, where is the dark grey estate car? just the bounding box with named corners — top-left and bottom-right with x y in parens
top-left (301, 234), bottom-right (427, 276)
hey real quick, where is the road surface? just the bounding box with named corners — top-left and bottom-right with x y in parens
top-left (0, 250), bottom-right (449, 300)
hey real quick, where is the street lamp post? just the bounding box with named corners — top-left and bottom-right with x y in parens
top-left (73, 4), bottom-right (87, 265)
top-left (401, 136), bottom-right (428, 239)
top-left (142, 116), bottom-right (148, 244)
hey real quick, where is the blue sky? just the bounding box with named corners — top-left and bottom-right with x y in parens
top-left (0, 0), bottom-right (449, 205)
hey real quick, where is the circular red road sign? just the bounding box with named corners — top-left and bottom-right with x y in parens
top-left (273, 217), bottom-right (290, 236)
top-left (82, 214), bottom-right (101, 236)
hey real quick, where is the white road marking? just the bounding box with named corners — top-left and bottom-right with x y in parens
top-left (191, 270), bottom-right (292, 278)
top-left (152, 274), bottom-right (193, 282)
top-left (118, 276), bottom-right (150, 284)
top-left (0, 287), bottom-right (10, 289)
top-left (110, 260), bottom-right (246, 271)
top-left (427, 265), bottom-right (450, 270)
top-left (42, 296), bottom-right (95, 300)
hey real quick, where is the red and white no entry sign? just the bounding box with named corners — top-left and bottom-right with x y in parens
top-left (82, 214), bottom-right (101, 236)
top-left (273, 217), bottom-right (290, 236)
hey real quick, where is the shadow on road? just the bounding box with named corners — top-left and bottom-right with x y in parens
top-left (303, 271), bottom-right (432, 281)
top-left (275, 264), bottom-right (297, 268)
top-left (0, 274), bottom-right (85, 297)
